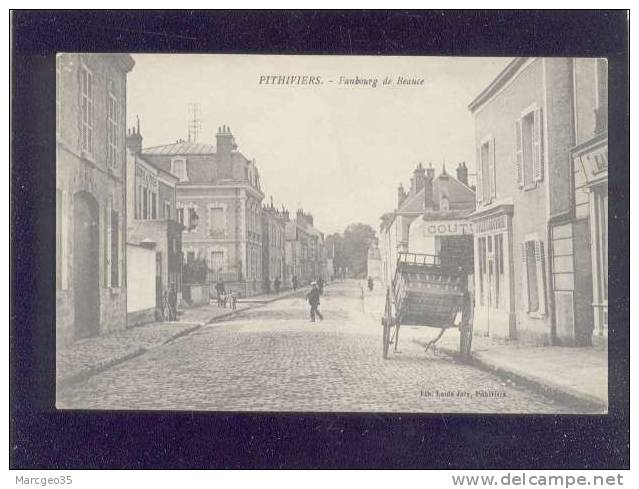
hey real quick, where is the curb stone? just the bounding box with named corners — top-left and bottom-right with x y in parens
top-left (412, 338), bottom-right (606, 413)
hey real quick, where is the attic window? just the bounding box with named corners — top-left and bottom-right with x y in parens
top-left (171, 158), bottom-right (188, 182)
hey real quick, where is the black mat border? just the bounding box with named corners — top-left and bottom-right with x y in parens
top-left (10, 10), bottom-right (630, 469)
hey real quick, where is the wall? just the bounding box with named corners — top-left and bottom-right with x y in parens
top-left (126, 244), bottom-right (156, 323)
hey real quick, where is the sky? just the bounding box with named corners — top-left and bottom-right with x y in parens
top-left (127, 54), bottom-right (511, 235)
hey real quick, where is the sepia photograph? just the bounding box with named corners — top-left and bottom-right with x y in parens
top-left (54, 53), bottom-right (609, 414)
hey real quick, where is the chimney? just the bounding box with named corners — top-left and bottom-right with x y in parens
top-left (397, 183), bottom-right (407, 207)
top-left (126, 116), bottom-right (143, 155)
top-left (456, 162), bottom-right (468, 186)
top-left (424, 164), bottom-right (434, 210)
top-left (414, 163), bottom-right (426, 193)
top-left (216, 125), bottom-right (238, 178)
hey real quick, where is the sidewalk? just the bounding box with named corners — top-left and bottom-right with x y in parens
top-left (411, 328), bottom-right (608, 411)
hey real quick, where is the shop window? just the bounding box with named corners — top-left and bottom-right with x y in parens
top-left (516, 106), bottom-right (543, 189)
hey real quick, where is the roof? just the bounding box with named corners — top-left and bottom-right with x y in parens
top-left (142, 142), bottom-right (217, 155)
top-left (468, 57), bottom-right (528, 113)
top-left (396, 172), bottom-right (475, 214)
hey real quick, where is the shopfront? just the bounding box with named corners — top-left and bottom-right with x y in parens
top-left (469, 204), bottom-right (516, 339)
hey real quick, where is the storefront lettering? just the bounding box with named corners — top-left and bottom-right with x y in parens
top-left (475, 215), bottom-right (507, 234)
top-left (423, 220), bottom-right (473, 236)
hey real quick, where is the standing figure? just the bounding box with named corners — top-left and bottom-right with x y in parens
top-left (168, 284), bottom-right (178, 321)
top-left (292, 275), bottom-right (298, 291)
top-left (274, 277), bottom-right (281, 294)
top-left (215, 279), bottom-right (226, 307)
top-left (229, 290), bottom-right (237, 311)
top-left (306, 282), bottom-right (323, 322)
top-left (318, 277), bottom-right (324, 295)
top-left (367, 277), bottom-right (374, 292)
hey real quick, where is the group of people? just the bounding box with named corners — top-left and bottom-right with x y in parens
top-left (215, 280), bottom-right (238, 310)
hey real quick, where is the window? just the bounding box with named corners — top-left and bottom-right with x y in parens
top-left (211, 251), bottom-right (224, 273)
top-left (111, 210), bottom-right (120, 287)
top-left (107, 82), bottom-right (119, 168)
top-left (515, 106), bottom-right (543, 189)
top-left (151, 191), bottom-right (157, 219)
top-left (521, 239), bottom-right (546, 315)
top-left (80, 64), bottom-right (94, 154)
top-left (188, 206), bottom-right (199, 231)
top-left (171, 158), bottom-right (188, 181)
top-left (177, 206), bottom-right (184, 226)
top-left (209, 207), bottom-right (225, 238)
top-left (477, 137), bottom-right (495, 204)
top-left (164, 200), bottom-right (171, 219)
top-left (143, 188), bottom-right (148, 219)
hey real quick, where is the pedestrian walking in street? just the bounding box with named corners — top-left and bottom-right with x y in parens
top-left (229, 290), bottom-right (237, 310)
top-left (367, 277), bottom-right (374, 292)
top-left (292, 275), bottom-right (298, 291)
top-left (274, 277), bottom-right (281, 294)
top-left (168, 284), bottom-right (178, 321)
top-left (306, 282), bottom-right (323, 322)
top-left (215, 279), bottom-right (226, 307)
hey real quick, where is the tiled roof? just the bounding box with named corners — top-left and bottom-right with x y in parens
top-left (397, 172), bottom-right (475, 214)
top-left (142, 142), bottom-right (217, 155)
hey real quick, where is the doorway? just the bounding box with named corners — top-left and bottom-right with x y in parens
top-left (73, 192), bottom-right (100, 338)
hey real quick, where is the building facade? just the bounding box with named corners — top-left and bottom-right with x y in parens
top-left (125, 122), bottom-right (184, 324)
top-left (140, 125), bottom-right (265, 297)
top-left (379, 163), bottom-right (475, 287)
top-left (468, 57), bottom-right (606, 346)
top-left (261, 200), bottom-right (288, 292)
top-left (56, 53), bottom-right (135, 346)
top-left (285, 210), bottom-right (327, 287)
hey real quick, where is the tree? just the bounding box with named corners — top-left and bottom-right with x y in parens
top-left (335, 223), bottom-right (377, 278)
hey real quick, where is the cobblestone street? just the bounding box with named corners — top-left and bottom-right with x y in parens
top-left (57, 281), bottom-right (579, 413)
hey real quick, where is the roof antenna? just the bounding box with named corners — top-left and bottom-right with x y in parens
top-left (187, 103), bottom-right (202, 143)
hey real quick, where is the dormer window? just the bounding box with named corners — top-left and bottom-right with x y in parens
top-left (171, 157), bottom-right (188, 182)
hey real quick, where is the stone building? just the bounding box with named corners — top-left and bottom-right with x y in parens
top-left (285, 210), bottom-right (327, 287)
top-left (139, 125), bottom-right (265, 296)
top-left (261, 199), bottom-right (288, 293)
top-left (468, 57), bottom-right (606, 346)
top-left (125, 121), bottom-right (184, 325)
top-left (379, 162), bottom-right (475, 287)
top-left (56, 53), bottom-right (135, 346)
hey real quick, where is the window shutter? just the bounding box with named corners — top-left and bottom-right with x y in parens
top-left (520, 242), bottom-right (530, 313)
top-left (533, 108), bottom-right (544, 182)
top-left (515, 119), bottom-right (523, 187)
top-left (489, 138), bottom-right (496, 200)
top-left (476, 146), bottom-right (483, 205)
top-left (535, 240), bottom-right (547, 315)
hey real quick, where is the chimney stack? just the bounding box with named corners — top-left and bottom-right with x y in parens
top-left (456, 162), bottom-right (469, 186)
top-left (424, 163), bottom-right (434, 210)
top-left (397, 183), bottom-right (407, 208)
top-left (216, 124), bottom-right (238, 179)
top-left (126, 116), bottom-right (143, 155)
top-left (414, 163), bottom-right (426, 193)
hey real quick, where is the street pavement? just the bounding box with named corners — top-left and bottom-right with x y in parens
top-left (57, 280), bottom-right (580, 413)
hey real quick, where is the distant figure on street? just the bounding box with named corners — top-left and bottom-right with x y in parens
top-left (306, 282), bottom-right (323, 322)
top-left (274, 277), bottom-right (281, 294)
top-left (168, 284), bottom-right (178, 320)
top-left (215, 280), bottom-right (226, 307)
top-left (318, 277), bottom-right (325, 295)
top-left (292, 275), bottom-right (298, 291)
top-left (367, 277), bottom-right (374, 292)
top-left (229, 290), bottom-right (238, 310)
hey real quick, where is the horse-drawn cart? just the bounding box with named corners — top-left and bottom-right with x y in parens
top-left (381, 251), bottom-right (473, 359)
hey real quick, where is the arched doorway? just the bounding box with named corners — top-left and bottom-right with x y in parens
top-left (73, 191), bottom-right (100, 338)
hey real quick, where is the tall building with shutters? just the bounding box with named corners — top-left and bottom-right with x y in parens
top-left (140, 125), bottom-right (265, 296)
top-left (56, 53), bottom-right (135, 346)
top-left (468, 57), bottom-right (605, 346)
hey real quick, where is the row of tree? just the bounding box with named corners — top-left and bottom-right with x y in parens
top-left (326, 222), bottom-right (377, 279)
